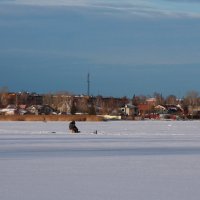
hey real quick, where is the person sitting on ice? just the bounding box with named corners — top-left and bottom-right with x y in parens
top-left (69, 121), bottom-right (79, 133)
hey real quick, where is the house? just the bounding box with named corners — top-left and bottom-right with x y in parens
top-left (26, 105), bottom-right (41, 115)
top-left (18, 105), bottom-right (28, 115)
top-left (146, 98), bottom-right (157, 106)
top-left (154, 105), bottom-right (167, 114)
top-left (121, 104), bottom-right (138, 116)
top-left (165, 104), bottom-right (184, 114)
top-left (27, 93), bottom-right (43, 105)
top-left (0, 105), bottom-right (17, 115)
top-left (26, 105), bottom-right (57, 115)
top-left (138, 104), bottom-right (150, 115)
top-left (38, 105), bottom-right (57, 115)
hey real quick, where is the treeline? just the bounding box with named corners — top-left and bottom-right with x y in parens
top-left (1, 86), bottom-right (200, 118)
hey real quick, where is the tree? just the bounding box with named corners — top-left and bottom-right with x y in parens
top-left (43, 93), bottom-right (53, 106)
top-left (184, 90), bottom-right (199, 106)
top-left (132, 95), bottom-right (139, 106)
top-left (153, 92), bottom-right (164, 105)
top-left (0, 86), bottom-right (9, 94)
top-left (88, 103), bottom-right (96, 115)
top-left (166, 95), bottom-right (177, 105)
top-left (0, 86), bottom-right (9, 107)
top-left (70, 100), bottom-right (77, 115)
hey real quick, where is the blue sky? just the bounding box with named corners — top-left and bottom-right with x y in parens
top-left (0, 0), bottom-right (200, 97)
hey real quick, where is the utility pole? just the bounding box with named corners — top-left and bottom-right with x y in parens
top-left (87, 73), bottom-right (90, 96)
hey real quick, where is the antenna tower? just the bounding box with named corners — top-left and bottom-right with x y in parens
top-left (87, 73), bottom-right (90, 96)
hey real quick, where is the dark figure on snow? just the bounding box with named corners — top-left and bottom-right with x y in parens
top-left (69, 121), bottom-right (79, 133)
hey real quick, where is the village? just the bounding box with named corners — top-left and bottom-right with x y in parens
top-left (0, 90), bottom-right (200, 120)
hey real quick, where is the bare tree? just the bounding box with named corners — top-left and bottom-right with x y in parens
top-left (184, 90), bottom-right (199, 106)
top-left (43, 93), bottom-right (53, 106)
top-left (0, 86), bottom-right (9, 107)
top-left (166, 95), bottom-right (177, 105)
top-left (153, 92), bottom-right (165, 105)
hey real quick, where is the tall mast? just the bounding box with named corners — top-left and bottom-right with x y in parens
top-left (87, 73), bottom-right (90, 96)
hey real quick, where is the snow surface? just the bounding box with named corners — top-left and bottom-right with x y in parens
top-left (1, 120), bottom-right (200, 200)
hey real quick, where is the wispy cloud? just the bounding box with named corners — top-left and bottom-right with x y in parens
top-left (2, 0), bottom-right (88, 6)
top-left (1, 0), bottom-right (200, 18)
top-left (165, 0), bottom-right (200, 2)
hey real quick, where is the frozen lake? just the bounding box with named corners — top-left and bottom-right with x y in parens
top-left (1, 120), bottom-right (200, 200)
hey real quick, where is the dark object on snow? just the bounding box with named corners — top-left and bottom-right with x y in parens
top-left (69, 121), bottom-right (79, 133)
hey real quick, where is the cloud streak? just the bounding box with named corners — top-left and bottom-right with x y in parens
top-left (165, 0), bottom-right (200, 2)
top-left (1, 0), bottom-right (200, 18)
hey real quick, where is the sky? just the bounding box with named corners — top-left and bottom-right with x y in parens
top-left (0, 0), bottom-right (200, 97)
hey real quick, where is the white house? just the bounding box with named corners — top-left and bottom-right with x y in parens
top-left (121, 104), bottom-right (138, 116)
top-left (0, 105), bottom-right (17, 115)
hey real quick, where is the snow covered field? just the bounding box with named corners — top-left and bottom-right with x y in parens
top-left (1, 120), bottom-right (200, 200)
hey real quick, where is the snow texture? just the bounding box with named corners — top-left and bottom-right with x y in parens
top-left (1, 120), bottom-right (200, 200)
